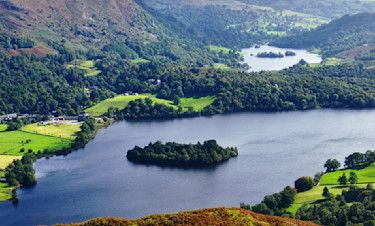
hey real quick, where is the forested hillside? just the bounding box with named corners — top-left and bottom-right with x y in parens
top-left (238, 0), bottom-right (375, 19)
top-left (272, 13), bottom-right (375, 58)
top-left (143, 0), bottom-right (327, 48)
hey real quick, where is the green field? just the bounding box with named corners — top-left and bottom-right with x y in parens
top-left (21, 123), bottom-right (81, 140)
top-left (67, 60), bottom-right (101, 77)
top-left (179, 95), bottom-right (216, 111)
top-left (0, 124), bottom-right (7, 132)
top-left (0, 181), bottom-right (12, 201)
top-left (0, 131), bottom-right (73, 155)
top-left (131, 58), bottom-right (150, 63)
top-left (321, 163), bottom-right (375, 185)
top-left (288, 184), bottom-right (368, 213)
top-left (209, 45), bottom-right (243, 55)
top-left (84, 94), bottom-right (173, 116)
top-left (0, 155), bottom-right (22, 169)
top-left (289, 163), bottom-right (375, 213)
top-left (85, 93), bottom-right (216, 116)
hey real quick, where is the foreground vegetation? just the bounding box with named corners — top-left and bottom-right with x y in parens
top-left (57, 207), bottom-right (317, 226)
top-left (127, 140), bottom-right (238, 166)
top-left (243, 150), bottom-right (375, 225)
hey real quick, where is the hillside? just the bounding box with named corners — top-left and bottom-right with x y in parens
top-left (143, 0), bottom-right (327, 48)
top-left (0, 0), bottom-right (150, 46)
top-left (57, 207), bottom-right (318, 226)
top-left (238, 0), bottom-right (375, 19)
top-left (272, 13), bottom-right (375, 63)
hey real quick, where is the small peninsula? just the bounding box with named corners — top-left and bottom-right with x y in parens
top-left (127, 140), bottom-right (238, 166)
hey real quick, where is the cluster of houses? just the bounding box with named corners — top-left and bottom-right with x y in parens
top-left (0, 112), bottom-right (92, 125)
top-left (0, 113), bottom-right (38, 122)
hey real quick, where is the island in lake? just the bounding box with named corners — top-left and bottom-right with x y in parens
top-left (127, 140), bottom-right (238, 166)
top-left (256, 51), bottom-right (284, 58)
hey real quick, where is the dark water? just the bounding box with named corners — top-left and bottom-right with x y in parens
top-left (1, 109), bottom-right (375, 225)
top-left (242, 45), bottom-right (321, 72)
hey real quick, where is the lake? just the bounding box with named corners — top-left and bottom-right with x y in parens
top-left (1, 109), bottom-right (375, 225)
top-left (241, 45), bottom-right (322, 72)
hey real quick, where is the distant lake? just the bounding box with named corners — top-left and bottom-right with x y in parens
top-left (241, 45), bottom-right (322, 72)
top-left (1, 109), bottom-right (375, 225)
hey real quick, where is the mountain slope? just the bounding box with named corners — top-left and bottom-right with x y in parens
top-left (57, 207), bottom-right (318, 226)
top-left (0, 0), bottom-right (151, 45)
top-left (272, 13), bottom-right (375, 58)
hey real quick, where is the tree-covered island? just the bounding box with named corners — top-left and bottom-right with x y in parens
top-left (256, 52), bottom-right (284, 58)
top-left (127, 140), bottom-right (238, 166)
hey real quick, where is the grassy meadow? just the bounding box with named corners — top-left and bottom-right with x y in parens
top-left (67, 60), bottom-right (101, 77)
top-left (21, 123), bottom-right (81, 140)
top-left (321, 163), bottom-right (375, 185)
top-left (0, 155), bottom-right (22, 169)
top-left (0, 131), bottom-right (73, 155)
top-left (289, 162), bottom-right (375, 213)
top-left (0, 124), bottom-right (7, 131)
top-left (85, 93), bottom-right (216, 116)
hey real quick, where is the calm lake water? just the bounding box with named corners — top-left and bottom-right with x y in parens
top-left (242, 45), bottom-right (322, 72)
top-left (1, 109), bottom-right (375, 225)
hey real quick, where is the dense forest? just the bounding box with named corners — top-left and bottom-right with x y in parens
top-left (127, 140), bottom-right (238, 166)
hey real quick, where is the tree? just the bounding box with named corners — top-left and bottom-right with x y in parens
top-left (324, 159), bottom-right (341, 172)
top-left (349, 172), bottom-right (358, 184)
top-left (322, 186), bottom-right (334, 200)
top-left (345, 152), bottom-right (365, 168)
top-left (338, 173), bottom-right (347, 185)
top-left (295, 176), bottom-right (315, 193)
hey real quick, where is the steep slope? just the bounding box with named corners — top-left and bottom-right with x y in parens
top-left (57, 207), bottom-right (318, 226)
top-left (0, 0), bottom-right (152, 46)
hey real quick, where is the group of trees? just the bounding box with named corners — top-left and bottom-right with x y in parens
top-left (256, 52), bottom-right (284, 58)
top-left (338, 172), bottom-right (358, 185)
top-left (74, 117), bottom-right (97, 147)
top-left (5, 154), bottom-right (37, 190)
top-left (295, 184), bottom-right (375, 225)
top-left (240, 186), bottom-right (297, 217)
top-left (127, 140), bottom-right (238, 166)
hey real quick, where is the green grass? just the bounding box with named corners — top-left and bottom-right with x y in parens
top-left (209, 45), bottom-right (243, 55)
top-left (67, 60), bottom-right (101, 77)
top-left (323, 57), bottom-right (342, 66)
top-left (0, 131), bottom-right (73, 155)
top-left (85, 94), bottom-right (216, 116)
top-left (131, 58), bottom-right (150, 63)
top-left (213, 63), bottom-right (230, 69)
top-left (288, 184), bottom-right (368, 213)
top-left (179, 95), bottom-right (216, 111)
top-left (0, 155), bottom-right (22, 169)
top-left (0, 181), bottom-right (13, 201)
top-left (85, 94), bottom-right (177, 116)
top-left (21, 123), bottom-right (81, 140)
top-left (321, 163), bottom-right (375, 185)
top-left (0, 124), bottom-right (7, 132)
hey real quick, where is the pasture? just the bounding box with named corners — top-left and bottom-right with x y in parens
top-left (0, 131), bottom-right (73, 155)
top-left (21, 123), bottom-right (81, 140)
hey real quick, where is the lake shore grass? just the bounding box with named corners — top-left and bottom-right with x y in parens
top-left (21, 123), bottom-right (81, 140)
top-left (0, 155), bottom-right (22, 169)
top-left (0, 131), bottom-right (73, 156)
